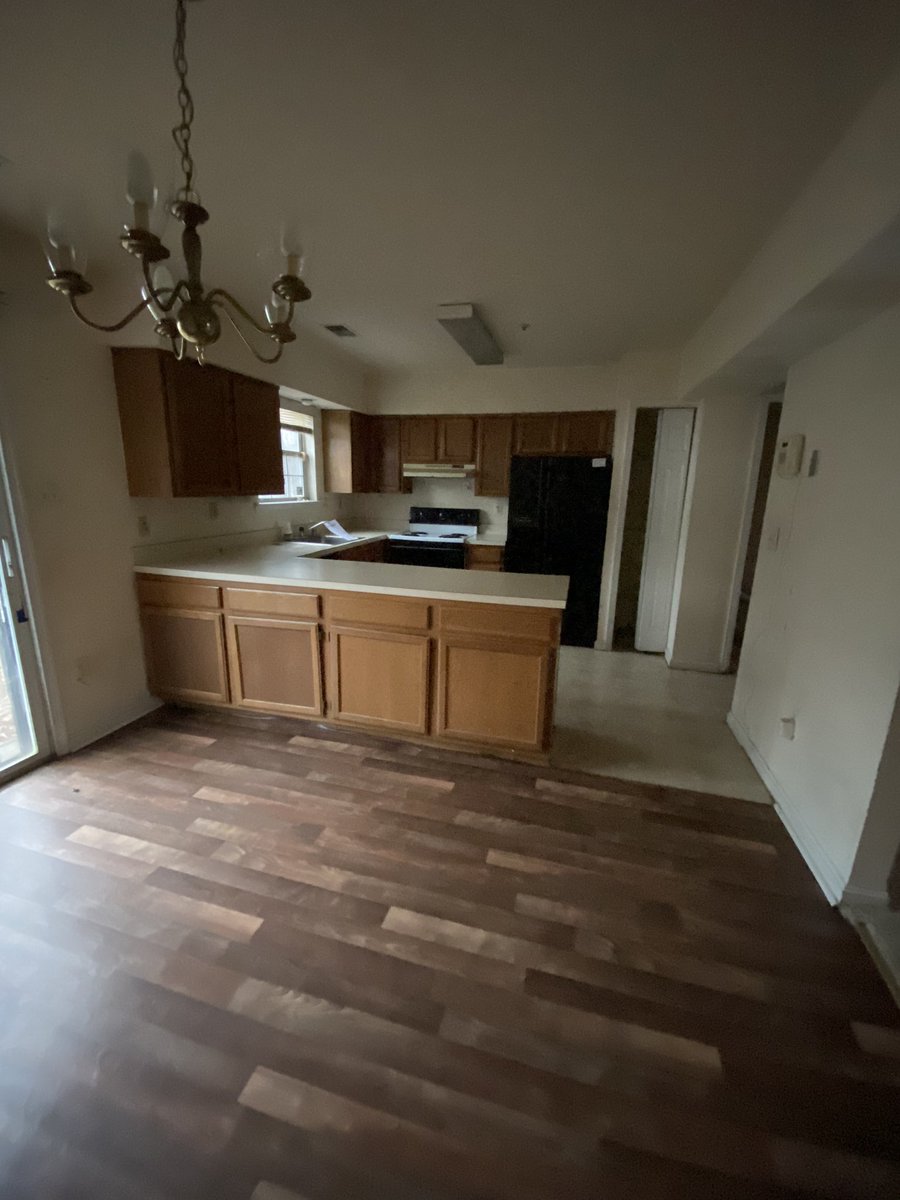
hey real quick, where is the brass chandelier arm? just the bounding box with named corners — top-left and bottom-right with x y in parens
top-left (67, 292), bottom-right (157, 333)
top-left (214, 298), bottom-right (285, 364)
top-left (207, 288), bottom-right (288, 337)
top-left (140, 259), bottom-right (189, 313)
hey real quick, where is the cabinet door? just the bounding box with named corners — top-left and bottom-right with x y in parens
top-left (476, 415), bottom-right (513, 496)
top-left (437, 416), bottom-right (476, 464)
top-left (329, 628), bottom-right (430, 733)
top-left (513, 414), bottom-right (559, 456)
top-left (349, 412), bottom-right (374, 492)
top-left (140, 608), bottom-right (229, 703)
top-left (323, 410), bottom-right (374, 493)
top-left (402, 416), bottom-right (438, 462)
top-left (558, 411), bottom-right (614, 455)
top-left (372, 417), bottom-right (410, 493)
top-left (231, 375), bottom-right (283, 494)
top-left (226, 616), bottom-right (323, 716)
top-left (435, 635), bottom-right (553, 752)
top-left (163, 358), bottom-right (238, 496)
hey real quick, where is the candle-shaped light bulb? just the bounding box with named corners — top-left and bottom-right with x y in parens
top-left (46, 218), bottom-right (82, 275)
top-left (126, 151), bottom-right (157, 231)
top-left (265, 293), bottom-right (290, 326)
top-left (280, 224), bottom-right (304, 277)
top-left (142, 265), bottom-right (175, 322)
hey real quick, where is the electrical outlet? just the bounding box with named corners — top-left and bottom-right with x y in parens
top-left (137, 515), bottom-right (150, 537)
top-left (208, 501), bottom-right (219, 519)
top-left (780, 717), bottom-right (796, 740)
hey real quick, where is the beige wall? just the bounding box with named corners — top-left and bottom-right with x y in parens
top-left (729, 303), bottom-right (900, 901)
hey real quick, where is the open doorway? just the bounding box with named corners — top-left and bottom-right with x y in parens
top-left (730, 399), bottom-right (782, 670)
top-left (614, 407), bottom-right (695, 652)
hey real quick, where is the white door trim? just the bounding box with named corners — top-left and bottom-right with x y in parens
top-left (635, 408), bottom-right (695, 652)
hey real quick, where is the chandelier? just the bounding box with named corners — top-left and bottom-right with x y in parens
top-left (44, 0), bottom-right (310, 365)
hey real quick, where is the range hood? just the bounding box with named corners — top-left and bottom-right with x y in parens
top-left (402, 462), bottom-right (476, 479)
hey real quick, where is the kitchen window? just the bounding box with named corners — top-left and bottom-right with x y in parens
top-left (259, 408), bottom-right (316, 503)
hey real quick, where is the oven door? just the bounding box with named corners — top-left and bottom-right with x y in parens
top-left (387, 540), bottom-right (465, 569)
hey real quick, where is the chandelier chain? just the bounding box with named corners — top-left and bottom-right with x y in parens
top-left (172, 0), bottom-right (195, 199)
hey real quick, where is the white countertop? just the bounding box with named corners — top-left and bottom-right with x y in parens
top-left (135, 544), bottom-right (568, 608)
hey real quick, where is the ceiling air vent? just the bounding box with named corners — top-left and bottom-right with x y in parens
top-left (324, 324), bottom-right (356, 337)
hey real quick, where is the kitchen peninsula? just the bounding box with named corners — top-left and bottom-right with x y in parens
top-left (135, 545), bottom-right (568, 758)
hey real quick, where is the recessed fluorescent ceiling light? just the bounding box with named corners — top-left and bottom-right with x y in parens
top-left (437, 303), bottom-right (503, 365)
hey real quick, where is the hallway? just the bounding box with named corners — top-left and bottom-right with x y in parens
top-left (552, 649), bottom-right (770, 804)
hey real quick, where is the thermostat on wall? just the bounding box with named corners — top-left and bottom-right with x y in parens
top-left (775, 433), bottom-right (805, 478)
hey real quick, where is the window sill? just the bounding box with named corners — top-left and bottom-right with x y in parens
top-left (256, 497), bottom-right (317, 507)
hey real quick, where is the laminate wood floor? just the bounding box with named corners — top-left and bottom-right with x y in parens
top-left (1, 706), bottom-right (898, 1199)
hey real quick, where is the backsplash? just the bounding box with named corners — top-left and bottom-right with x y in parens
top-left (130, 492), bottom-right (352, 564)
top-left (130, 479), bottom-right (507, 567)
top-left (346, 478), bottom-right (508, 537)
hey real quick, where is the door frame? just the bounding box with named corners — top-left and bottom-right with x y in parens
top-left (634, 408), bottom-right (695, 652)
top-left (0, 431), bottom-right (57, 781)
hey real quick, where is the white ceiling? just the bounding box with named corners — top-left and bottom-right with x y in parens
top-left (3, 1), bottom-right (899, 370)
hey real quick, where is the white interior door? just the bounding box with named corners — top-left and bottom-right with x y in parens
top-left (0, 453), bottom-right (50, 779)
top-left (635, 408), bottom-right (695, 652)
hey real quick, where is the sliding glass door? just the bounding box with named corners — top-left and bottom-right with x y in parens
top-left (0, 452), bottom-right (49, 780)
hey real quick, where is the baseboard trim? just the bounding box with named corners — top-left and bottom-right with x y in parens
top-left (665, 657), bottom-right (727, 674)
top-left (726, 711), bottom-right (845, 905)
top-left (841, 884), bottom-right (890, 908)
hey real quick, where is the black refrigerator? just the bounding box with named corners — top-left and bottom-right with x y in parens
top-left (504, 455), bottom-right (613, 647)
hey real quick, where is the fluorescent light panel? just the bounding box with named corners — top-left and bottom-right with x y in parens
top-left (436, 303), bottom-right (503, 365)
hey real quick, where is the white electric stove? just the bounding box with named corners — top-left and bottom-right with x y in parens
top-left (386, 507), bottom-right (479, 567)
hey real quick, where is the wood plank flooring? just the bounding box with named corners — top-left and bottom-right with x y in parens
top-left (0, 706), bottom-right (898, 1199)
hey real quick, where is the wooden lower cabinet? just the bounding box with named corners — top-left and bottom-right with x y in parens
top-left (435, 636), bottom-right (555, 753)
top-left (225, 616), bottom-right (323, 716)
top-left (466, 544), bottom-right (504, 571)
top-left (140, 608), bottom-right (229, 704)
top-left (137, 572), bottom-right (560, 757)
top-left (328, 627), bottom-right (430, 734)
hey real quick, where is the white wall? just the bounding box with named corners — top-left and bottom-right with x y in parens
top-left (666, 395), bottom-right (768, 671)
top-left (846, 685), bottom-right (900, 905)
top-left (729, 303), bottom-right (900, 902)
top-left (679, 65), bottom-right (900, 398)
top-left (0, 228), bottom-right (364, 751)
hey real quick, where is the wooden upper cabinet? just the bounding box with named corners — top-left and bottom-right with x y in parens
top-left (161, 357), bottom-right (238, 496)
top-left (437, 416), bottom-right (476, 464)
top-left (513, 413), bottom-right (559, 455)
top-left (371, 416), bottom-right (411, 494)
top-left (231, 374), bottom-right (284, 494)
top-left (402, 416), bottom-right (438, 462)
top-left (112, 347), bottom-right (281, 498)
top-left (476, 415), bottom-right (513, 497)
top-left (558, 410), bottom-right (614, 455)
top-left (322, 409), bottom-right (372, 493)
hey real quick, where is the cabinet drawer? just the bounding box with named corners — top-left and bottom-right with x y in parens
top-left (325, 592), bottom-right (431, 632)
top-left (223, 587), bottom-right (319, 620)
top-left (437, 602), bottom-right (558, 643)
top-left (137, 578), bottom-right (221, 611)
top-left (466, 544), bottom-right (504, 568)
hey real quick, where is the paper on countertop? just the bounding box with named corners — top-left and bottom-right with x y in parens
top-left (321, 519), bottom-right (353, 540)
